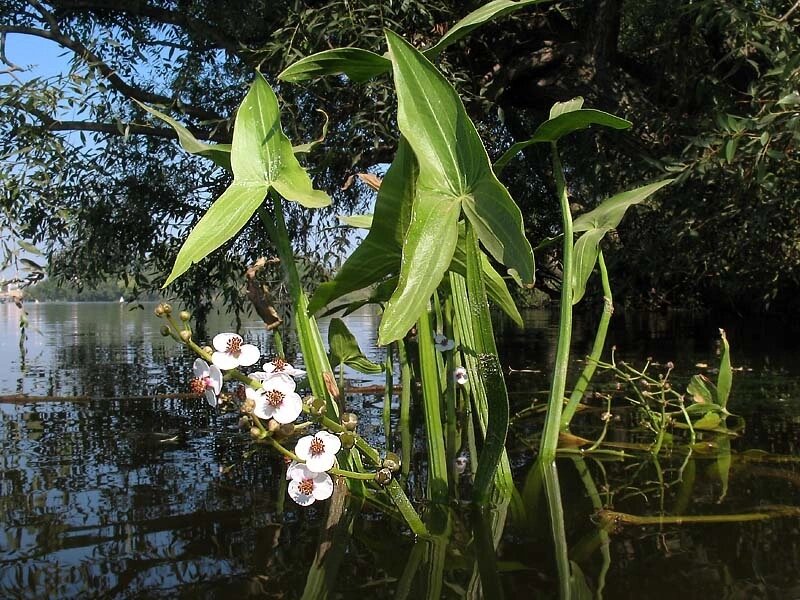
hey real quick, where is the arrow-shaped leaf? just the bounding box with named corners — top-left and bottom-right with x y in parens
top-left (494, 99), bottom-right (632, 174)
top-left (136, 100), bottom-right (232, 171)
top-left (164, 73), bottom-right (330, 286)
top-left (278, 48), bottom-right (391, 83)
top-left (381, 31), bottom-right (533, 343)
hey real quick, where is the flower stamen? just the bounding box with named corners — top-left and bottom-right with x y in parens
top-left (267, 390), bottom-right (284, 407)
top-left (189, 378), bottom-right (205, 395)
top-left (309, 437), bottom-right (325, 456)
top-left (297, 479), bottom-right (314, 495)
top-left (226, 337), bottom-right (242, 356)
top-left (272, 357), bottom-right (287, 371)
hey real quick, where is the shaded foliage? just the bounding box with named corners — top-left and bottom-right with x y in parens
top-left (1, 0), bottom-right (798, 313)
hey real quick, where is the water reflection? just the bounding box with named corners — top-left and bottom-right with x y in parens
top-left (0, 302), bottom-right (799, 597)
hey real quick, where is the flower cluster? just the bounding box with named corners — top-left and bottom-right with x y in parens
top-left (188, 331), bottom-right (340, 506)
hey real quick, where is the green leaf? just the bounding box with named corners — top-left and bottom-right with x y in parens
top-left (549, 97), bottom-right (584, 119)
top-left (573, 180), bottom-right (673, 232)
top-left (385, 31), bottom-right (534, 287)
top-left (379, 191), bottom-right (462, 345)
top-left (777, 91), bottom-right (800, 106)
top-left (725, 138), bottom-right (737, 163)
top-left (308, 139), bottom-right (416, 314)
top-left (716, 328), bottom-right (732, 409)
top-left (17, 240), bottom-right (42, 255)
top-left (328, 318), bottom-right (384, 374)
top-left (278, 48), bottom-right (391, 82)
top-left (167, 183), bottom-right (269, 285)
top-left (424, 0), bottom-right (546, 59)
top-left (338, 214), bottom-right (373, 229)
top-left (571, 228), bottom-right (606, 304)
top-left (569, 180), bottom-right (672, 304)
top-left (693, 411), bottom-right (722, 431)
top-left (135, 100), bottom-right (232, 171)
top-left (494, 105), bottom-right (632, 173)
top-left (687, 374), bottom-right (714, 404)
top-left (164, 73), bottom-right (330, 286)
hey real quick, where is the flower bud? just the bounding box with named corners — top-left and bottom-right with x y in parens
top-left (160, 325), bottom-right (170, 337)
top-left (242, 397), bottom-right (255, 413)
top-left (341, 412), bottom-right (358, 431)
top-left (310, 397), bottom-right (326, 416)
top-left (202, 345), bottom-right (213, 355)
top-left (340, 431), bottom-right (356, 449)
top-left (249, 427), bottom-right (262, 439)
top-left (278, 423), bottom-right (295, 438)
top-left (161, 303), bottom-right (172, 316)
top-left (154, 305), bottom-right (165, 317)
top-left (267, 419), bottom-right (281, 434)
top-left (179, 330), bottom-right (192, 343)
top-left (179, 310), bottom-right (191, 322)
top-left (382, 452), bottom-right (400, 472)
top-left (375, 467), bottom-right (393, 485)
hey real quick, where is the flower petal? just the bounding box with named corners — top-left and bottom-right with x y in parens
top-left (312, 472), bottom-right (334, 500)
top-left (208, 365), bottom-right (223, 394)
top-left (193, 358), bottom-right (210, 378)
top-left (204, 389), bottom-right (218, 408)
top-left (305, 452), bottom-right (335, 473)
top-left (213, 332), bottom-right (240, 353)
top-left (272, 392), bottom-right (303, 424)
top-left (286, 461), bottom-right (302, 480)
top-left (262, 372), bottom-right (296, 392)
top-left (288, 480), bottom-right (315, 506)
top-left (294, 435), bottom-right (314, 462)
top-left (237, 344), bottom-right (261, 367)
top-left (289, 463), bottom-right (315, 481)
top-left (317, 430), bottom-right (342, 455)
top-left (211, 351), bottom-right (238, 371)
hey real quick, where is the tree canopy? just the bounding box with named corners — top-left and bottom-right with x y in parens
top-left (2, 0), bottom-right (798, 314)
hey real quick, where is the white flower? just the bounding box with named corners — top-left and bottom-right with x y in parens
top-left (262, 357), bottom-right (306, 379)
top-left (295, 431), bottom-right (341, 473)
top-left (252, 375), bottom-right (303, 424)
top-left (454, 367), bottom-right (468, 386)
top-left (191, 358), bottom-right (223, 407)
top-left (287, 463), bottom-right (334, 506)
top-left (211, 332), bottom-right (260, 370)
top-left (434, 333), bottom-right (455, 352)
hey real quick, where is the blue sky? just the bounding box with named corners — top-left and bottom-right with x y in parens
top-left (3, 34), bottom-right (72, 81)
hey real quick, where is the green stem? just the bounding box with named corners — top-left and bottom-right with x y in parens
top-left (398, 340), bottom-right (413, 476)
top-left (417, 309), bottom-right (449, 505)
top-left (384, 342), bottom-right (394, 452)
top-left (268, 438), bottom-right (376, 480)
top-left (540, 142), bottom-right (574, 462)
top-left (540, 460), bottom-right (571, 600)
top-left (561, 250), bottom-right (613, 430)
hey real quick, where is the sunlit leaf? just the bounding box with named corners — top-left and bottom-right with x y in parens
top-left (135, 100), bottom-right (232, 171)
top-left (338, 214), bottom-right (373, 229)
top-left (424, 0), bottom-right (547, 59)
top-left (380, 191), bottom-right (462, 344)
top-left (693, 411), bottom-right (722, 430)
top-left (381, 31), bottom-right (533, 344)
top-left (164, 73), bottom-right (330, 286)
top-left (278, 48), bottom-right (391, 82)
top-left (494, 103), bottom-right (632, 173)
top-left (17, 241), bottom-right (42, 256)
top-left (573, 180), bottom-right (673, 232)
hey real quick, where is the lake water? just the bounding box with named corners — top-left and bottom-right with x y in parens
top-left (1, 301), bottom-right (799, 598)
